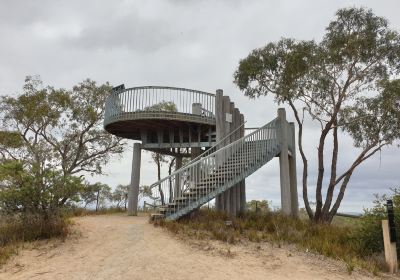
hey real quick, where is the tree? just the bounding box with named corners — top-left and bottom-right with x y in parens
top-left (145, 101), bottom-right (178, 205)
top-left (79, 182), bottom-right (111, 211)
top-left (234, 7), bottom-right (400, 223)
top-left (0, 160), bottom-right (83, 214)
top-left (246, 200), bottom-right (270, 213)
top-left (112, 184), bottom-right (129, 209)
top-left (0, 76), bottom-right (125, 209)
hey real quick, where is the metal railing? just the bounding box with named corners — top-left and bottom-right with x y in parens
top-left (149, 118), bottom-right (282, 220)
top-left (104, 86), bottom-right (216, 126)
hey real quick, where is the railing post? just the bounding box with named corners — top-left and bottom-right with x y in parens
top-left (277, 108), bottom-right (291, 215)
top-left (128, 142), bottom-right (141, 216)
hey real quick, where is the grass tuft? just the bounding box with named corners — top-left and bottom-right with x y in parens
top-left (0, 213), bottom-right (69, 266)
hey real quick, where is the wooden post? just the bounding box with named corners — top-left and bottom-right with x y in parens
top-left (382, 219), bottom-right (398, 273)
top-left (239, 113), bottom-right (246, 212)
top-left (289, 122), bottom-right (299, 218)
top-left (229, 102), bottom-right (237, 216)
top-left (222, 96), bottom-right (231, 214)
top-left (234, 108), bottom-right (241, 215)
top-left (278, 108), bottom-right (291, 215)
top-left (215, 89), bottom-right (224, 211)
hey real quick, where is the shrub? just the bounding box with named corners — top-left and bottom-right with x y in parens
top-left (353, 188), bottom-right (400, 255)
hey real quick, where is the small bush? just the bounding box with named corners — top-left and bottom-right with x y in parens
top-left (352, 188), bottom-right (400, 255)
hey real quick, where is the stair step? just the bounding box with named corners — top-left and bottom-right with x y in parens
top-left (151, 213), bottom-right (165, 221)
top-left (173, 196), bottom-right (189, 202)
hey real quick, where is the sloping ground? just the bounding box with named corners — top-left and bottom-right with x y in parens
top-left (0, 214), bottom-right (388, 280)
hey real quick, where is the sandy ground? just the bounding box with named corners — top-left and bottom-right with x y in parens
top-left (0, 214), bottom-right (395, 280)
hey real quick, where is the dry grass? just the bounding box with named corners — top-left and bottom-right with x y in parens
top-left (0, 213), bottom-right (69, 266)
top-left (153, 209), bottom-right (387, 275)
top-left (67, 207), bottom-right (126, 217)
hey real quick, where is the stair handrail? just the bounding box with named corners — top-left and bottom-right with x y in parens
top-left (149, 117), bottom-right (279, 191)
top-left (182, 120), bottom-right (247, 168)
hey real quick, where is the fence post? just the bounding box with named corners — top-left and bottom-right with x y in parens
top-left (382, 199), bottom-right (398, 273)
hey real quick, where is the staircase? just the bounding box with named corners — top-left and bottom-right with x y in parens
top-left (150, 118), bottom-right (282, 220)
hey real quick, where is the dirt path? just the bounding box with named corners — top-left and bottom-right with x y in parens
top-left (0, 214), bottom-right (389, 280)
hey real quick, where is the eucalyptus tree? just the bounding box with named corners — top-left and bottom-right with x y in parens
top-left (0, 76), bottom-right (125, 209)
top-left (234, 8), bottom-right (400, 223)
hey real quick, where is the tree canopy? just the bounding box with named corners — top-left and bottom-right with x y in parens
top-left (234, 7), bottom-right (400, 223)
top-left (0, 76), bottom-right (125, 212)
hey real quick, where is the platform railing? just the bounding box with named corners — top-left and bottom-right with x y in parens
top-left (104, 86), bottom-right (216, 126)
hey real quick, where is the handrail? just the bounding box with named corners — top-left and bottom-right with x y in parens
top-left (149, 118), bottom-right (279, 191)
top-left (104, 86), bottom-right (216, 127)
top-left (150, 117), bottom-right (281, 219)
top-left (182, 121), bottom-right (247, 167)
top-left (123, 86), bottom-right (215, 97)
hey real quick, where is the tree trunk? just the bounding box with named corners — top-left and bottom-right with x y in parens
top-left (95, 190), bottom-right (100, 212)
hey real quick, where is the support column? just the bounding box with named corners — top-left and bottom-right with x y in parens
top-left (215, 89), bottom-right (225, 211)
top-left (229, 102), bottom-right (237, 216)
top-left (289, 122), bottom-right (299, 217)
top-left (278, 108), bottom-right (291, 215)
top-left (128, 142), bottom-right (141, 216)
top-left (174, 155), bottom-right (183, 198)
top-left (234, 109), bottom-right (241, 215)
top-left (239, 113), bottom-right (246, 212)
top-left (222, 96), bottom-right (231, 214)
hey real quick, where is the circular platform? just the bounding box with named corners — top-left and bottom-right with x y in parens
top-left (104, 86), bottom-right (217, 147)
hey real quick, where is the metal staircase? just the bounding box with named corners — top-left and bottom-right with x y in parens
top-left (150, 118), bottom-right (282, 220)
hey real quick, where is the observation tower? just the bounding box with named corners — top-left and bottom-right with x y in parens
top-left (104, 85), bottom-right (298, 220)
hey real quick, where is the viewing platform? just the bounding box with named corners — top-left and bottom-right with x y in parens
top-left (104, 86), bottom-right (217, 155)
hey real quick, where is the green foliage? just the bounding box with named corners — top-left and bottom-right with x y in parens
top-left (0, 161), bottom-right (83, 214)
top-left (234, 7), bottom-right (400, 223)
top-left (0, 76), bottom-right (125, 176)
top-left (353, 188), bottom-right (400, 255)
top-left (0, 131), bottom-right (23, 150)
top-left (112, 184), bottom-right (129, 209)
top-left (79, 182), bottom-right (111, 211)
top-left (246, 200), bottom-right (270, 212)
top-left (144, 101), bottom-right (177, 112)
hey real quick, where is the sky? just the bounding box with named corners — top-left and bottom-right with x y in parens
top-left (0, 0), bottom-right (399, 213)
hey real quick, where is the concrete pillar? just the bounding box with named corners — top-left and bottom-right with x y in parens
top-left (128, 142), bottom-right (141, 216)
top-left (278, 108), bottom-right (291, 215)
top-left (289, 122), bottom-right (299, 217)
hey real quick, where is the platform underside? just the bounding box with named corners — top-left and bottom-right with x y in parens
top-left (105, 112), bottom-right (216, 152)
